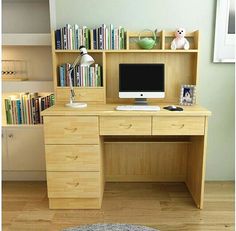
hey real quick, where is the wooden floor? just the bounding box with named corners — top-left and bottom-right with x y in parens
top-left (2, 181), bottom-right (235, 231)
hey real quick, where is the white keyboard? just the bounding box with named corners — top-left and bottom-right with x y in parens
top-left (116, 105), bottom-right (160, 111)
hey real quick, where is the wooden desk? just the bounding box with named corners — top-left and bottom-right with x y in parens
top-left (42, 103), bottom-right (211, 209)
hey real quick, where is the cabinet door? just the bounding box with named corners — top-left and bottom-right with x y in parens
top-left (2, 128), bottom-right (9, 170)
top-left (7, 127), bottom-right (46, 171)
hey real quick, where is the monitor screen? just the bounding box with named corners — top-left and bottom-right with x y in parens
top-left (119, 64), bottom-right (165, 92)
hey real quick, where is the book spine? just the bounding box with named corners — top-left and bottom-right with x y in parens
top-left (69, 27), bottom-right (73, 50)
top-left (121, 27), bottom-right (125, 49)
top-left (90, 29), bottom-right (94, 50)
top-left (27, 95), bottom-right (32, 124)
top-left (75, 25), bottom-right (79, 49)
top-left (16, 99), bottom-right (22, 124)
top-left (55, 29), bottom-right (61, 49)
top-left (77, 65), bottom-right (80, 86)
top-left (93, 29), bottom-right (97, 49)
top-left (11, 101), bottom-right (15, 124)
top-left (5, 99), bottom-right (12, 124)
top-left (20, 93), bottom-right (24, 124)
top-left (38, 98), bottom-right (42, 124)
top-left (98, 27), bottom-right (103, 49)
top-left (31, 97), bottom-right (36, 124)
top-left (35, 98), bottom-right (39, 124)
top-left (63, 27), bottom-right (67, 49)
top-left (60, 28), bottom-right (64, 49)
top-left (79, 28), bottom-right (83, 47)
top-left (60, 65), bottom-right (64, 86)
top-left (85, 27), bottom-right (89, 49)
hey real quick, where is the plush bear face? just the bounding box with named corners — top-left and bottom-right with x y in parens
top-left (175, 28), bottom-right (186, 39)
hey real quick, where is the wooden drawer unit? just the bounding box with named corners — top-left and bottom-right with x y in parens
top-left (152, 116), bottom-right (205, 135)
top-left (56, 88), bottom-right (105, 103)
top-left (45, 145), bottom-right (100, 171)
top-left (100, 116), bottom-right (152, 135)
top-left (44, 116), bottom-right (99, 144)
top-left (47, 171), bottom-right (100, 198)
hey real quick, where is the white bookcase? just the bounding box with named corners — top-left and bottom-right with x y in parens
top-left (2, 0), bottom-right (53, 180)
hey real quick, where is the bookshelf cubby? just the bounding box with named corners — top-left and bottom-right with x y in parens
top-left (52, 30), bottom-right (199, 104)
top-left (2, 0), bottom-right (52, 180)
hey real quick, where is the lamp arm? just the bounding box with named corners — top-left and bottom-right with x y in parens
top-left (69, 68), bottom-right (75, 103)
top-left (70, 56), bottom-right (81, 70)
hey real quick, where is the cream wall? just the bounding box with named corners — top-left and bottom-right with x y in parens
top-left (55, 0), bottom-right (235, 180)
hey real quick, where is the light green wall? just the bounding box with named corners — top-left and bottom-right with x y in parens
top-left (55, 0), bottom-right (235, 180)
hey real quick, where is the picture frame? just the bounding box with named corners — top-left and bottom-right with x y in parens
top-left (213, 0), bottom-right (235, 63)
top-left (179, 85), bottom-right (196, 106)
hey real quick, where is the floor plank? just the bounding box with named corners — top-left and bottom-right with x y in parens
top-left (2, 181), bottom-right (235, 231)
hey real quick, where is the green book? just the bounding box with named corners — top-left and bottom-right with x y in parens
top-left (5, 99), bottom-right (12, 124)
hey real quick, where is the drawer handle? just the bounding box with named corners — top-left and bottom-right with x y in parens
top-left (171, 124), bottom-right (185, 129)
top-left (67, 182), bottom-right (80, 187)
top-left (66, 155), bottom-right (79, 160)
top-left (119, 123), bottom-right (133, 129)
top-left (64, 127), bottom-right (78, 133)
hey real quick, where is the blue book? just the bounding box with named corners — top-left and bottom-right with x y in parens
top-left (111, 27), bottom-right (114, 49)
top-left (59, 65), bottom-right (64, 86)
top-left (16, 99), bottom-right (22, 124)
top-left (93, 29), bottom-right (97, 49)
top-left (75, 26), bottom-right (79, 49)
top-left (55, 29), bottom-right (61, 49)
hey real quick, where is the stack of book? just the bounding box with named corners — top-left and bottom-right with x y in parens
top-left (58, 63), bottom-right (102, 87)
top-left (55, 24), bottom-right (90, 49)
top-left (90, 24), bottom-right (125, 50)
top-left (55, 24), bottom-right (126, 50)
top-left (4, 93), bottom-right (55, 125)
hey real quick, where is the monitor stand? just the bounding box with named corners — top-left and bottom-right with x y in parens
top-left (134, 98), bottom-right (148, 105)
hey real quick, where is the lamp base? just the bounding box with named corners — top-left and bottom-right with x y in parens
top-left (65, 102), bottom-right (87, 108)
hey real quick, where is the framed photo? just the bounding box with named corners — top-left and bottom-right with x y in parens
top-left (179, 85), bottom-right (196, 106)
top-left (213, 0), bottom-right (235, 63)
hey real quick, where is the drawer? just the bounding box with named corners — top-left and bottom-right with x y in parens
top-left (44, 116), bottom-right (99, 144)
top-left (152, 116), bottom-right (205, 135)
top-left (100, 116), bottom-right (152, 135)
top-left (45, 145), bottom-right (100, 171)
top-left (56, 88), bottom-right (105, 102)
top-left (47, 172), bottom-right (100, 198)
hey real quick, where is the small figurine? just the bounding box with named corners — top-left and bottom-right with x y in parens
top-left (171, 28), bottom-right (190, 50)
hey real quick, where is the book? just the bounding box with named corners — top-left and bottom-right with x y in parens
top-left (55, 29), bottom-right (61, 49)
top-left (5, 99), bottom-right (12, 124)
top-left (4, 93), bottom-right (55, 125)
top-left (55, 24), bottom-right (126, 50)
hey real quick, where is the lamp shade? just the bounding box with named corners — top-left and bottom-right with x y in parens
top-left (79, 46), bottom-right (94, 66)
top-left (80, 54), bottom-right (94, 66)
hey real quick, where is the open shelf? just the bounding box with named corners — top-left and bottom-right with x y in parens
top-left (52, 30), bottom-right (199, 104)
top-left (2, 124), bottom-right (44, 128)
top-left (2, 33), bottom-right (51, 46)
top-left (54, 49), bottom-right (198, 53)
top-left (2, 76), bottom-right (28, 81)
top-left (2, 80), bottom-right (54, 93)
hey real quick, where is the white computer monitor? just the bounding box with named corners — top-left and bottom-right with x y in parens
top-left (119, 63), bottom-right (165, 104)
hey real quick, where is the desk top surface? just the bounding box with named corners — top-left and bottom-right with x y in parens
top-left (42, 103), bottom-right (211, 117)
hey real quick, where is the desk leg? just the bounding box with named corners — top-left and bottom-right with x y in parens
top-left (186, 117), bottom-right (208, 209)
top-left (99, 136), bottom-right (105, 207)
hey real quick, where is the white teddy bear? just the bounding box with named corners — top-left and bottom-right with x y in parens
top-left (171, 28), bottom-right (190, 50)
